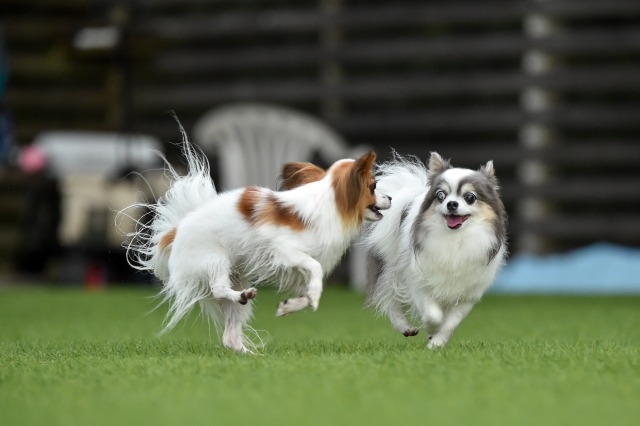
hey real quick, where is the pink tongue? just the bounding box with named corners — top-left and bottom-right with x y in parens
top-left (446, 215), bottom-right (465, 227)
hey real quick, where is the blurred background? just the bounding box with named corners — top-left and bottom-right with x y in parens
top-left (1, 0), bottom-right (640, 291)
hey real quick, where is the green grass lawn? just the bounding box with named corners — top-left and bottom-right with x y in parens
top-left (1, 286), bottom-right (639, 426)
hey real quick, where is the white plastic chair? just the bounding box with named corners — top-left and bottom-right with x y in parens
top-left (193, 103), bottom-right (369, 289)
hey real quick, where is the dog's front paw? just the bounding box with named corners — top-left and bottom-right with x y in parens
top-left (239, 288), bottom-right (257, 305)
top-left (307, 294), bottom-right (320, 311)
top-left (275, 296), bottom-right (309, 316)
top-left (402, 328), bottom-right (420, 337)
top-left (275, 300), bottom-right (289, 316)
top-left (427, 336), bottom-right (447, 348)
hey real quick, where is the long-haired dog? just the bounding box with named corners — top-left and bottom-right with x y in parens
top-left (122, 136), bottom-right (390, 353)
top-left (362, 152), bottom-right (506, 348)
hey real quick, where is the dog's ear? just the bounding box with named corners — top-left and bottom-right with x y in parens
top-left (480, 160), bottom-right (495, 177)
top-left (428, 152), bottom-right (451, 181)
top-left (353, 151), bottom-right (377, 180)
top-left (344, 151), bottom-right (376, 210)
top-left (280, 162), bottom-right (326, 190)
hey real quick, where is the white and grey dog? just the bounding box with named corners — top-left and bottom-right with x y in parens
top-left (362, 152), bottom-right (507, 348)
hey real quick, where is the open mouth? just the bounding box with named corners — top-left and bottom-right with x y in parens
top-left (367, 204), bottom-right (383, 219)
top-left (445, 214), bottom-right (470, 229)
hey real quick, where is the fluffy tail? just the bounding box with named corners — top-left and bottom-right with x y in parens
top-left (362, 151), bottom-right (430, 248)
top-left (361, 152), bottom-right (430, 311)
top-left (373, 151), bottom-right (429, 196)
top-left (118, 120), bottom-right (216, 284)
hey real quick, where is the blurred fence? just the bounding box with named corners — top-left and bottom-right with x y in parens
top-left (3, 0), bottom-right (640, 260)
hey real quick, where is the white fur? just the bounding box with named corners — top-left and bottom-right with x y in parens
top-left (363, 154), bottom-right (506, 348)
top-left (120, 131), bottom-right (389, 353)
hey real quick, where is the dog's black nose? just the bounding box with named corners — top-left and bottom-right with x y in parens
top-left (387, 195), bottom-right (392, 201)
top-left (447, 201), bottom-right (458, 211)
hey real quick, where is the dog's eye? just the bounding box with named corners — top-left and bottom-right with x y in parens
top-left (464, 193), bottom-right (477, 205)
top-left (370, 182), bottom-right (376, 194)
top-left (436, 190), bottom-right (446, 202)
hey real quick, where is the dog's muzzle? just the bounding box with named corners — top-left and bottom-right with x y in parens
top-left (365, 193), bottom-right (392, 221)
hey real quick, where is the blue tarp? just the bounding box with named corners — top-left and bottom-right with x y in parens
top-left (490, 243), bottom-right (640, 294)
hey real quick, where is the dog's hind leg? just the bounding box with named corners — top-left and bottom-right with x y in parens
top-left (203, 270), bottom-right (257, 353)
top-left (200, 297), bottom-right (254, 353)
top-left (367, 267), bottom-right (418, 337)
top-left (208, 257), bottom-right (257, 304)
top-left (211, 280), bottom-right (257, 305)
top-left (387, 300), bottom-right (419, 337)
top-left (220, 299), bottom-right (254, 353)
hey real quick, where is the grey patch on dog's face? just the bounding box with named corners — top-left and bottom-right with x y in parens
top-left (411, 174), bottom-right (449, 254)
top-left (365, 251), bottom-right (386, 306)
top-left (457, 166), bottom-right (508, 263)
top-left (412, 152), bottom-right (452, 253)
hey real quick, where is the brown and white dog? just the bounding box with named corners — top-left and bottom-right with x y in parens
top-left (122, 138), bottom-right (390, 353)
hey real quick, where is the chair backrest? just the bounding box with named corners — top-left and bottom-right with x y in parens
top-left (193, 103), bottom-right (350, 190)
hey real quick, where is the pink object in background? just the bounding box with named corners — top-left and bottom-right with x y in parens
top-left (18, 145), bottom-right (48, 173)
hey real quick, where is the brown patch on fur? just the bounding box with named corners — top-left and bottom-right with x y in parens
top-left (237, 186), bottom-right (261, 224)
top-left (331, 151), bottom-right (377, 227)
top-left (238, 186), bottom-right (306, 231)
top-left (423, 204), bottom-right (437, 220)
top-left (459, 183), bottom-right (475, 196)
top-left (281, 162), bottom-right (326, 190)
top-left (477, 201), bottom-right (497, 224)
top-left (259, 194), bottom-right (306, 231)
top-left (159, 228), bottom-right (177, 251)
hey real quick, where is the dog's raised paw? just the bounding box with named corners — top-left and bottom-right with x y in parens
top-left (402, 328), bottom-right (419, 337)
top-left (239, 288), bottom-right (257, 305)
top-left (275, 296), bottom-right (310, 316)
top-left (275, 302), bottom-right (288, 316)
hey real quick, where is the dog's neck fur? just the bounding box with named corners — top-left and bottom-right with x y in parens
top-left (403, 201), bottom-right (503, 305)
